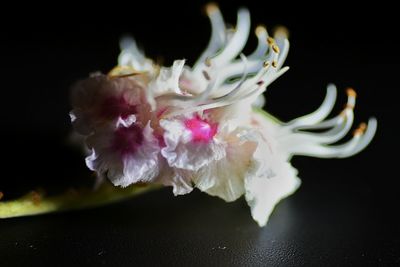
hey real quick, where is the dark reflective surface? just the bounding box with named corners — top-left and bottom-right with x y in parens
top-left (1, 175), bottom-right (399, 266)
top-left (0, 0), bottom-right (399, 266)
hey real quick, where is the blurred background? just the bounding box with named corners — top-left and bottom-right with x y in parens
top-left (0, 0), bottom-right (399, 265)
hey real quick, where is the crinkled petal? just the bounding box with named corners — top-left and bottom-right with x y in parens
top-left (85, 123), bottom-right (160, 187)
top-left (192, 128), bottom-right (257, 202)
top-left (147, 60), bottom-right (186, 110)
top-left (70, 74), bottom-right (148, 135)
top-left (170, 169), bottom-right (194, 196)
top-left (154, 158), bottom-right (194, 196)
top-left (160, 119), bottom-right (226, 171)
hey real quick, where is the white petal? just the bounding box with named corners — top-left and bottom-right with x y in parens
top-left (171, 169), bottom-right (194, 196)
top-left (155, 159), bottom-right (194, 196)
top-left (116, 114), bottom-right (136, 128)
top-left (86, 123), bottom-right (161, 187)
top-left (252, 94), bottom-right (265, 108)
top-left (70, 74), bottom-right (146, 135)
top-left (151, 60), bottom-right (185, 96)
top-left (147, 60), bottom-right (186, 110)
top-left (243, 128), bottom-right (301, 226)
top-left (192, 128), bottom-right (257, 202)
top-left (245, 160), bottom-right (301, 226)
top-left (160, 119), bottom-right (226, 171)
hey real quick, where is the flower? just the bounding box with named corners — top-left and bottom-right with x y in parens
top-left (70, 72), bottom-right (162, 187)
top-left (69, 3), bottom-right (377, 226)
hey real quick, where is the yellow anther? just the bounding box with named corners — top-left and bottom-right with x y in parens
top-left (339, 109), bottom-right (347, 118)
top-left (272, 44), bottom-right (280, 54)
top-left (263, 61), bottom-right (270, 68)
top-left (272, 60), bottom-right (278, 68)
top-left (205, 57), bottom-right (212, 67)
top-left (353, 122), bottom-right (367, 136)
top-left (346, 88), bottom-right (357, 98)
top-left (205, 2), bottom-right (219, 15)
top-left (359, 122), bottom-right (367, 131)
top-left (267, 37), bottom-right (275, 45)
top-left (255, 25), bottom-right (266, 36)
top-left (345, 103), bottom-right (354, 110)
top-left (108, 65), bottom-right (145, 79)
top-left (273, 26), bottom-right (290, 39)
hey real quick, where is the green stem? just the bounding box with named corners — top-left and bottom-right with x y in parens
top-left (0, 183), bottom-right (161, 219)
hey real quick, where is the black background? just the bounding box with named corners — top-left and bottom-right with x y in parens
top-left (0, 1), bottom-right (399, 266)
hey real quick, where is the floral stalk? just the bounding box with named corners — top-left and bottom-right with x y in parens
top-left (0, 183), bottom-right (160, 219)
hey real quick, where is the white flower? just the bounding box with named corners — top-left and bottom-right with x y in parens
top-left (70, 3), bottom-right (377, 227)
top-left (70, 73), bottom-right (150, 135)
top-left (70, 73), bottom-right (163, 187)
top-left (159, 112), bottom-right (258, 201)
top-left (85, 117), bottom-right (161, 187)
top-left (160, 115), bottom-right (225, 171)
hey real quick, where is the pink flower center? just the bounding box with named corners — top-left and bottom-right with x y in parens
top-left (112, 124), bottom-right (143, 156)
top-left (184, 116), bottom-right (218, 143)
top-left (100, 96), bottom-right (137, 119)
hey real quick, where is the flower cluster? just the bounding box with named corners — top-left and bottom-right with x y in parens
top-left (69, 4), bottom-right (376, 226)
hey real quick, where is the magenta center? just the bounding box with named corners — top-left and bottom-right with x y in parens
top-left (184, 116), bottom-right (218, 143)
top-left (112, 124), bottom-right (144, 156)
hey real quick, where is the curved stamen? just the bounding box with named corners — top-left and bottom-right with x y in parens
top-left (259, 66), bottom-right (290, 87)
top-left (291, 87), bottom-right (356, 131)
top-left (286, 118), bottom-right (377, 158)
top-left (214, 44), bottom-right (283, 99)
top-left (201, 65), bottom-right (289, 111)
top-left (212, 54), bottom-right (249, 100)
top-left (285, 84), bottom-right (338, 129)
top-left (208, 59), bottom-right (263, 96)
top-left (236, 65), bottom-right (289, 103)
top-left (234, 60), bottom-right (271, 93)
top-left (192, 75), bottom-right (221, 104)
top-left (280, 109), bottom-right (354, 145)
top-left (276, 38), bottom-right (289, 69)
top-left (194, 3), bottom-right (226, 71)
top-left (249, 25), bottom-right (269, 59)
top-left (341, 118), bottom-right (377, 158)
top-left (273, 27), bottom-right (290, 69)
top-left (165, 55), bottom-right (249, 117)
top-left (210, 8), bottom-right (251, 67)
top-left (154, 76), bottom-right (220, 111)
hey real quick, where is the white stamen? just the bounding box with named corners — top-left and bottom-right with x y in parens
top-left (280, 109), bottom-right (354, 145)
top-left (276, 39), bottom-right (289, 69)
top-left (338, 117), bottom-right (377, 158)
top-left (249, 25), bottom-right (269, 59)
top-left (285, 117), bottom-right (376, 158)
top-left (212, 54), bottom-right (249, 100)
top-left (285, 84), bottom-right (337, 129)
top-left (211, 8), bottom-right (251, 67)
top-left (194, 4), bottom-right (226, 71)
